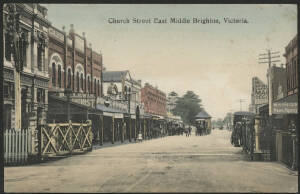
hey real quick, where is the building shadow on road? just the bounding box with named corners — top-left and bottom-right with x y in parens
top-left (93, 138), bottom-right (152, 150)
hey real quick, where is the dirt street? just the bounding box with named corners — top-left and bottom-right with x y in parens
top-left (4, 129), bottom-right (298, 193)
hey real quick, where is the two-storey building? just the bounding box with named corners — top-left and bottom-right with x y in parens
top-left (141, 83), bottom-right (167, 117)
top-left (46, 24), bottom-right (103, 123)
top-left (3, 4), bottom-right (50, 133)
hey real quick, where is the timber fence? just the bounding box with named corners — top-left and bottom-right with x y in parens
top-left (4, 129), bottom-right (32, 165)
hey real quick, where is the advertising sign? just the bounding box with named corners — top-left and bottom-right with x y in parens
top-left (273, 102), bottom-right (298, 114)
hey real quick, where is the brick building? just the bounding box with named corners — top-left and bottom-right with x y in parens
top-left (47, 24), bottom-right (103, 111)
top-left (141, 83), bottom-right (167, 117)
top-left (259, 34), bottom-right (298, 169)
top-left (285, 35), bottom-right (298, 97)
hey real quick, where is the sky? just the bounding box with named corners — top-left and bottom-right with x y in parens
top-left (43, 4), bottom-right (297, 119)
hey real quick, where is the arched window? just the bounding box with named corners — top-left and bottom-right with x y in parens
top-left (52, 63), bottom-right (56, 87)
top-left (76, 72), bottom-right (79, 92)
top-left (87, 77), bottom-right (90, 93)
top-left (128, 87), bottom-right (131, 100)
top-left (124, 86), bottom-right (127, 100)
top-left (67, 69), bottom-right (71, 88)
top-left (98, 80), bottom-right (100, 96)
top-left (58, 65), bottom-right (61, 88)
top-left (80, 73), bottom-right (84, 91)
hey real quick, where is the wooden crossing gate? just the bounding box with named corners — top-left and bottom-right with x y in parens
top-left (38, 121), bottom-right (93, 158)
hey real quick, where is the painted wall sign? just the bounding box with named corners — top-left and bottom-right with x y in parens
top-left (273, 102), bottom-right (298, 114)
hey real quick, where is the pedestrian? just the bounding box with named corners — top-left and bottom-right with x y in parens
top-left (137, 130), bottom-right (143, 143)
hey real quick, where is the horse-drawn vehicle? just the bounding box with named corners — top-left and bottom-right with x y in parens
top-left (195, 110), bottom-right (212, 136)
top-left (231, 111), bottom-right (255, 153)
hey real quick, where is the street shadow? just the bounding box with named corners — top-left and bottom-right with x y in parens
top-left (92, 138), bottom-right (155, 150)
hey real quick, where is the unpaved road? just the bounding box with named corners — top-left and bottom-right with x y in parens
top-left (5, 129), bottom-right (298, 193)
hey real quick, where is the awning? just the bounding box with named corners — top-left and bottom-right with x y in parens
top-left (49, 95), bottom-right (101, 115)
top-left (273, 93), bottom-right (298, 114)
top-left (96, 104), bottom-right (126, 118)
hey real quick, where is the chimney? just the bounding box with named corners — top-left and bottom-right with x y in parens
top-left (62, 25), bottom-right (66, 32)
top-left (82, 32), bottom-right (85, 38)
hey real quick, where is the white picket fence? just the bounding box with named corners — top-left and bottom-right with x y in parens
top-left (4, 129), bottom-right (32, 165)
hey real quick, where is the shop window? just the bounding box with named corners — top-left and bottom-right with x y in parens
top-left (37, 88), bottom-right (45, 103)
top-left (4, 83), bottom-right (9, 99)
top-left (4, 104), bottom-right (12, 130)
top-left (5, 33), bottom-right (12, 61)
top-left (21, 32), bottom-right (27, 67)
top-left (37, 45), bottom-right (44, 71)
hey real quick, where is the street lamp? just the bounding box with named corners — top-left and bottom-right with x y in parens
top-left (64, 88), bottom-right (72, 122)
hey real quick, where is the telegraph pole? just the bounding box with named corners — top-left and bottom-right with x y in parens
top-left (238, 99), bottom-right (246, 111)
top-left (259, 49), bottom-right (281, 116)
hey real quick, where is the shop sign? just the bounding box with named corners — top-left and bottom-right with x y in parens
top-left (114, 113), bottom-right (123, 118)
top-left (273, 102), bottom-right (298, 114)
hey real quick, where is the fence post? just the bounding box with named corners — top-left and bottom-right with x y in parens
top-left (112, 116), bottom-right (115, 144)
top-left (86, 120), bottom-right (93, 150)
top-left (18, 130), bottom-right (21, 163)
top-left (38, 125), bottom-right (42, 160)
top-left (13, 130), bottom-right (16, 164)
top-left (122, 117), bottom-right (124, 143)
top-left (22, 130), bottom-right (25, 164)
top-left (101, 115), bottom-right (104, 146)
top-left (129, 117), bottom-right (132, 142)
top-left (291, 134), bottom-right (297, 170)
top-left (5, 130), bottom-right (7, 164)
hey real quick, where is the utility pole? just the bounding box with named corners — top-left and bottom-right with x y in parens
top-left (229, 109), bottom-right (234, 130)
top-left (259, 49), bottom-right (281, 116)
top-left (238, 99), bottom-right (246, 111)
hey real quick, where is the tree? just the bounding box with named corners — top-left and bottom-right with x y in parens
top-left (169, 91), bottom-right (178, 97)
top-left (167, 91), bottom-right (179, 112)
top-left (172, 91), bottom-right (203, 125)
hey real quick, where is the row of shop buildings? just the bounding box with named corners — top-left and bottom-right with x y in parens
top-left (249, 34), bottom-right (298, 170)
top-left (3, 4), bottom-right (182, 156)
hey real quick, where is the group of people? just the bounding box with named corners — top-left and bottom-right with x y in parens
top-left (185, 126), bottom-right (192, 137)
top-left (231, 119), bottom-right (255, 155)
top-left (195, 122), bottom-right (209, 136)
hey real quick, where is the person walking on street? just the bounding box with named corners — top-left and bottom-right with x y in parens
top-left (188, 126), bottom-right (192, 137)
